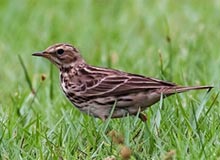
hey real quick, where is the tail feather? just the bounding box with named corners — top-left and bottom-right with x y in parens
top-left (161, 85), bottom-right (213, 95)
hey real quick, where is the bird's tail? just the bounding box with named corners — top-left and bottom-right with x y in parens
top-left (162, 85), bottom-right (213, 95)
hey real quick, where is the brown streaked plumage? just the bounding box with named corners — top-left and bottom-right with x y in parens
top-left (32, 43), bottom-right (213, 121)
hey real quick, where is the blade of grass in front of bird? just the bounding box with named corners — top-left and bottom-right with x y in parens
top-left (154, 93), bottom-right (163, 134)
top-left (102, 100), bottom-right (117, 133)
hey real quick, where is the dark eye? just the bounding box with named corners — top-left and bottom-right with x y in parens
top-left (57, 49), bottom-right (64, 55)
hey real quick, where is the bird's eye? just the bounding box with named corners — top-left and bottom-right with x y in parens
top-left (57, 49), bottom-right (64, 55)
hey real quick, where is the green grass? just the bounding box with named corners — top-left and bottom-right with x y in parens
top-left (1, 0), bottom-right (220, 159)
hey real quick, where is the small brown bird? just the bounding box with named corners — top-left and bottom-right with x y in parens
top-left (33, 43), bottom-right (213, 121)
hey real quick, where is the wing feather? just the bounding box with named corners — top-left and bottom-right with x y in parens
top-left (82, 70), bottom-right (177, 97)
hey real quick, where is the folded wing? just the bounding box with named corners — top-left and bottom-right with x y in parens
top-left (83, 73), bottom-right (177, 97)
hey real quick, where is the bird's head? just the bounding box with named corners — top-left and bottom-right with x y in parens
top-left (32, 43), bottom-right (84, 68)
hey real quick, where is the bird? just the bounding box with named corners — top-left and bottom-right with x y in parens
top-left (32, 43), bottom-right (213, 122)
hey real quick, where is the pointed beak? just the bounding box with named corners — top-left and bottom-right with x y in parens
top-left (32, 51), bottom-right (48, 57)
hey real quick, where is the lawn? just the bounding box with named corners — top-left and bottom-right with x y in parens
top-left (0, 0), bottom-right (220, 159)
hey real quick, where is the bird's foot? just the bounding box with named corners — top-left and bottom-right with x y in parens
top-left (139, 113), bottom-right (147, 122)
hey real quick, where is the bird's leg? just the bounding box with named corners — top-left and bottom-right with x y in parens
top-left (99, 115), bottom-right (108, 121)
top-left (139, 113), bottom-right (147, 122)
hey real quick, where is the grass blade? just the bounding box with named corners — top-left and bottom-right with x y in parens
top-left (49, 63), bottom-right (54, 100)
top-left (18, 55), bottom-right (35, 94)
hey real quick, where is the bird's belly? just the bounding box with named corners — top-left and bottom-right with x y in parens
top-left (77, 92), bottom-right (162, 120)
